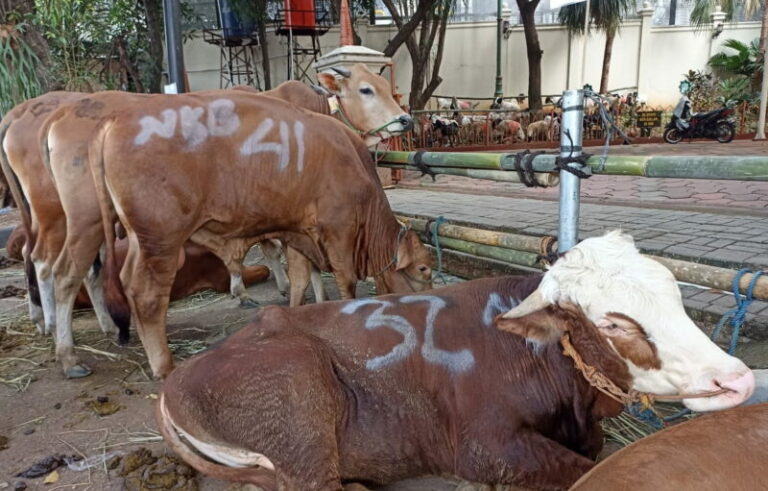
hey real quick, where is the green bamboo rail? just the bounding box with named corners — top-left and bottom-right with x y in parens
top-left (398, 214), bottom-right (768, 301)
top-left (383, 164), bottom-right (558, 185)
top-left (377, 150), bottom-right (768, 181)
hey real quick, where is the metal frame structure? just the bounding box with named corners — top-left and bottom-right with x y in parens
top-left (203, 29), bottom-right (263, 90)
top-left (274, 2), bottom-right (332, 82)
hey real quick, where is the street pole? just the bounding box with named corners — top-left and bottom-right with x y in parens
top-left (494, 0), bottom-right (503, 97)
top-left (162, 0), bottom-right (186, 93)
top-left (558, 89), bottom-right (586, 252)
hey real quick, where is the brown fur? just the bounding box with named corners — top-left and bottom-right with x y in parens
top-left (571, 403), bottom-right (768, 490)
top-left (160, 275), bottom-right (632, 490)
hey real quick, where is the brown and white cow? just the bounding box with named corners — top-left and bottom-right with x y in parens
top-left (570, 403), bottom-right (768, 490)
top-left (76, 90), bottom-right (431, 377)
top-left (157, 231), bottom-right (754, 489)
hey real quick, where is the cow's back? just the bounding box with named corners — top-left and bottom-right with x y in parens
top-left (570, 403), bottom-right (768, 490)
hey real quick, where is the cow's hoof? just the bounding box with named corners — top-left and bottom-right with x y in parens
top-left (239, 298), bottom-right (260, 309)
top-left (65, 364), bottom-right (92, 379)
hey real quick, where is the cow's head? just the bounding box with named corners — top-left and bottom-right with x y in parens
top-left (496, 230), bottom-right (754, 412)
top-left (317, 64), bottom-right (413, 147)
top-left (376, 230), bottom-right (433, 295)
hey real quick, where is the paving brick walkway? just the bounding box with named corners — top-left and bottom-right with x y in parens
top-left (386, 188), bottom-right (768, 342)
top-left (399, 140), bottom-right (768, 213)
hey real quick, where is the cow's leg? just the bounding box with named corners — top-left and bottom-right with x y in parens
top-left (286, 246), bottom-right (311, 307)
top-left (190, 231), bottom-right (257, 308)
top-left (310, 267), bottom-right (326, 303)
top-left (260, 239), bottom-right (289, 296)
top-left (122, 241), bottom-right (177, 379)
top-left (83, 245), bottom-right (119, 336)
top-left (22, 243), bottom-right (45, 332)
top-left (457, 430), bottom-right (594, 488)
top-left (31, 257), bottom-right (55, 336)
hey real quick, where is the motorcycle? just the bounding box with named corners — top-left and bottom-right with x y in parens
top-left (663, 96), bottom-right (736, 144)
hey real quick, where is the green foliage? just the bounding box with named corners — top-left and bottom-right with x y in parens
top-left (718, 75), bottom-right (755, 104)
top-left (708, 38), bottom-right (762, 80)
top-left (684, 69), bottom-right (720, 110)
top-left (558, 0), bottom-right (632, 34)
top-left (689, 0), bottom-right (761, 28)
top-left (0, 23), bottom-right (44, 116)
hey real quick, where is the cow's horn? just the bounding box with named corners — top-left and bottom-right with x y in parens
top-left (502, 288), bottom-right (549, 319)
top-left (310, 83), bottom-right (332, 96)
top-left (332, 67), bottom-right (352, 78)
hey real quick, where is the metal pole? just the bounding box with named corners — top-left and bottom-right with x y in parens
top-left (756, 40), bottom-right (768, 140)
top-left (494, 0), bottom-right (503, 97)
top-left (162, 0), bottom-right (186, 92)
top-left (558, 89), bottom-right (585, 252)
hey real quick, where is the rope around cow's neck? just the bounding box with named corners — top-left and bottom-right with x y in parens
top-left (371, 222), bottom-right (433, 289)
top-left (560, 333), bottom-right (729, 409)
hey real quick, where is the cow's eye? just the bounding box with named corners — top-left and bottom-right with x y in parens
top-left (418, 265), bottom-right (430, 274)
top-left (359, 87), bottom-right (374, 96)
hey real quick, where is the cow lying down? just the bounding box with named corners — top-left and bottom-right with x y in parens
top-left (157, 231), bottom-right (754, 490)
top-left (571, 402), bottom-right (768, 490)
top-left (5, 226), bottom-right (269, 308)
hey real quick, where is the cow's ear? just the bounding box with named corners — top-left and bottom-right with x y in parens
top-left (494, 307), bottom-right (565, 346)
top-left (395, 231), bottom-right (419, 271)
top-left (317, 72), bottom-right (342, 95)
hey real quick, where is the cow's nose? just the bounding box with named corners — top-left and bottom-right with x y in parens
top-left (398, 114), bottom-right (414, 131)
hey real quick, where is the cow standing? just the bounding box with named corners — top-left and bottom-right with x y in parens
top-left (81, 92), bottom-right (431, 378)
top-left (157, 231), bottom-right (754, 489)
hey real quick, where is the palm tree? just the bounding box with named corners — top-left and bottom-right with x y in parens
top-left (558, 0), bottom-right (632, 94)
top-left (708, 38), bottom-right (762, 80)
top-left (690, 0), bottom-right (764, 52)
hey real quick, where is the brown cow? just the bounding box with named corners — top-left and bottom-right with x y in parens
top-left (0, 65), bottom-right (412, 377)
top-left (570, 403), bottom-right (768, 490)
top-left (156, 231), bottom-right (754, 490)
top-left (4, 226), bottom-right (269, 308)
top-left (76, 90), bottom-right (430, 377)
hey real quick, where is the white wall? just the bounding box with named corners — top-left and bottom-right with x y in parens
top-left (181, 18), bottom-right (760, 106)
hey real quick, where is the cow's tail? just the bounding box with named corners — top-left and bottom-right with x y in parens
top-left (89, 120), bottom-right (130, 344)
top-left (156, 394), bottom-right (277, 488)
top-left (0, 119), bottom-right (41, 309)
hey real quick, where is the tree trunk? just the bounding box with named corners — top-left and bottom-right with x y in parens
top-left (257, 21), bottom-right (271, 89)
top-left (761, 3), bottom-right (768, 56)
top-left (381, 0), bottom-right (430, 57)
top-left (518, 0), bottom-right (542, 112)
top-left (142, 0), bottom-right (164, 93)
top-left (600, 27), bottom-right (615, 94)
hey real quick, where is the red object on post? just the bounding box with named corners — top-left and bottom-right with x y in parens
top-left (284, 0), bottom-right (316, 30)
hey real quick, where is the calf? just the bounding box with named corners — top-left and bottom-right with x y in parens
top-left (527, 118), bottom-right (550, 141)
top-left (5, 226), bottom-right (269, 308)
top-left (570, 403), bottom-right (768, 490)
top-left (158, 231), bottom-right (753, 489)
top-left (430, 114), bottom-right (460, 146)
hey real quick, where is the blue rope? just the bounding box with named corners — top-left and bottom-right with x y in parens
top-left (430, 216), bottom-right (448, 285)
top-left (710, 268), bottom-right (763, 355)
top-left (627, 404), bottom-right (665, 430)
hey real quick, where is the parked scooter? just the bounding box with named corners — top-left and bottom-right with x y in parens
top-left (664, 95), bottom-right (735, 144)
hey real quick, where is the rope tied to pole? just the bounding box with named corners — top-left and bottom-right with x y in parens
top-left (513, 150), bottom-right (547, 188)
top-left (424, 216), bottom-right (448, 285)
top-left (711, 268), bottom-right (765, 355)
top-left (555, 129), bottom-right (592, 178)
top-left (583, 90), bottom-right (632, 171)
top-left (411, 151), bottom-right (437, 181)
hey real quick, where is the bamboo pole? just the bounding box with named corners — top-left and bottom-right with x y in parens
top-left (376, 150), bottom-right (768, 181)
top-left (400, 216), bottom-right (555, 254)
top-left (380, 164), bottom-right (559, 186)
top-left (650, 256), bottom-right (768, 301)
top-left (400, 213), bottom-right (768, 301)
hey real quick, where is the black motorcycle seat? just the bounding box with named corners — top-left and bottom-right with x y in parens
top-left (692, 109), bottom-right (723, 120)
